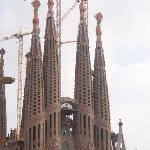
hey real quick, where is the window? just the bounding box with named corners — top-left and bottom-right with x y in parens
top-left (33, 125), bottom-right (36, 141)
top-left (50, 115), bottom-right (52, 129)
top-left (45, 120), bottom-right (47, 142)
top-left (101, 129), bottom-right (103, 142)
top-left (83, 115), bottom-right (86, 129)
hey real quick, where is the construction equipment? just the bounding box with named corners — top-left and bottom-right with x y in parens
top-left (55, 0), bottom-right (80, 94)
top-left (25, 0), bottom-right (84, 72)
top-left (0, 29), bottom-right (32, 138)
top-left (61, 0), bottom-right (80, 22)
top-left (0, 0), bottom-right (79, 139)
top-left (0, 0), bottom-right (85, 139)
top-left (56, 0), bottom-right (88, 95)
top-left (0, 30), bottom-right (31, 42)
top-left (61, 40), bottom-right (77, 45)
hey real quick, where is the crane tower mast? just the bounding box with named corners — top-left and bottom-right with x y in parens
top-left (56, 0), bottom-right (62, 90)
top-left (55, 0), bottom-right (88, 90)
top-left (0, 29), bottom-right (31, 138)
top-left (17, 30), bottom-right (23, 138)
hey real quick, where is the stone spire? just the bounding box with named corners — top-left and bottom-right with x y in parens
top-left (20, 52), bottom-right (30, 139)
top-left (43, 0), bottom-right (61, 149)
top-left (0, 48), bottom-right (6, 145)
top-left (77, 0), bottom-right (88, 44)
top-left (116, 120), bottom-right (126, 150)
top-left (31, 0), bottom-right (41, 56)
top-left (93, 12), bottom-right (111, 150)
top-left (23, 1), bottom-right (45, 149)
top-left (74, 1), bottom-right (94, 149)
top-left (95, 13), bottom-right (103, 49)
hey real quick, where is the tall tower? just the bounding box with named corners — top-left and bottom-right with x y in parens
top-left (116, 120), bottom-right (126, 150)
top-left (20, 52), bottom-right (30, 139)
top-left (0, 48), bottom-right (6, 145)
top-left (43, 0), bottom-right (61, 149)
top-left (23, 0), bottom-right (45, 149)
top-left (93, 13), bottom-right (112, 150)
top-left (74, 1), bottom-right (94, 149)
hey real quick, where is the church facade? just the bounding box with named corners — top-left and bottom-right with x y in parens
top-left (0, 0), bottom-right (112, 150)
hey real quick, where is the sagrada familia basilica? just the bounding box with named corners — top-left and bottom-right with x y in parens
top-left (0, 0), bottom-right (126, 150)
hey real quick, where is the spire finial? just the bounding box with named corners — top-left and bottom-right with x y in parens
top-left (0, 48), bottom-right (5, 76)
top-left (0, 48), bottom-right (5, 63)
top-left (95, 12), bottom-right (103, 48)
top-left (119, 119), bottom-right (123, 126)
top-left (0, 48), bottom-right (5, 56)
top-left (80, 0), bottom-right (86, 23)
top-left (95, 12), bottom-right (103, 37)
top-left (48, 0), bottom-right (54, 14)
top-left (32, 0), bottom-right (40, 34)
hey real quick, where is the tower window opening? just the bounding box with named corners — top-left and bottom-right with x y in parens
top-left (50, 115), bottom-right (52, 129)
top-left (33, 125), bottom-right (36, 141)
top-left (83, 115), bottom-right (86, 129)
top-left (45, 120), bottom-right (47, 142)
top-left (101, 128), bottom-right (103, 142)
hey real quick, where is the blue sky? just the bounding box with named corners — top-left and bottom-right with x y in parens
top-left (0, 0), bottom-right (150, 149)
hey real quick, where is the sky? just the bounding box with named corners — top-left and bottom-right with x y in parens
top-left (0, 0), bottom-right (150, 149)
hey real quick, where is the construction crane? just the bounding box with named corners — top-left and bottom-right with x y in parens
top-left (61, 0), bottom-right (80, 22)
top-left (0, 0), bottom-right (79, 139)
top-left (0, 29), bottom-right (32, 139)
top-left (25, 0), bottom-right (86, 74)
top-left (55, 0), bottom-right (88, 94)
top-left (55, 0), bottom-right (80, 92)
top-left (0, 0), bottom-right (86, 140)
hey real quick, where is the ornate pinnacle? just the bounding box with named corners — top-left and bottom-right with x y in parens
top-left (95, 12), bottom-right (103, 48)
top-left (48, 0), bottom-right (54, 14)
top-left (79, 0), bottom-right (86, 23)
top-left (95, 12), bottom-right (103, 37)
top-left (0, 48), bottom-right (5, 77)
top-left (0, 48), bottom-right (5, 66)
top-left (0, 48), bottom-right (5, 56)
top-left (119, 119), bottom-right (123, 126)
top-left (32, 0), bottom-right (40, 33)
top-left (95, 12), bottom-right (103, 24)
